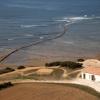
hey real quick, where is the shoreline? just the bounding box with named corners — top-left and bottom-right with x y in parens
top-left (0, 25), bottom-right (67, 64)
top-left (0, 52), bottom-right (99, 67)
top-left (0, 28), bottom-right (100, 66)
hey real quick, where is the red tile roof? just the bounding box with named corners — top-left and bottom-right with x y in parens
top-left (83, 67), bottom-right (100, 75)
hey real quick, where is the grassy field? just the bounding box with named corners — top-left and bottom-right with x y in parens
top-left (0, 83), bottom-right (99, 100)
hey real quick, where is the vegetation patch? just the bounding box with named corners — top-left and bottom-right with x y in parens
top-left (45, 61), bottom-right (61, 67)
top-left (0, 67), bottom-right (15, 75)
top-left (77, 58), bottom-right (85, 62)
top-left (0, 82), bottom-right (13, 90)
top-left (17, 66), bottom-right (25, 69)
top-left (45, 61), bottom-right (83, 69)
top-left (51, 69), bottom-right (64, 79)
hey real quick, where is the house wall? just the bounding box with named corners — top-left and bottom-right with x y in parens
top-left (95, 75), bottom-right (100, 82)
top-left (81, 72), bottom-right (91, 81)
top-left (81, 72), bottom-right (100, 82)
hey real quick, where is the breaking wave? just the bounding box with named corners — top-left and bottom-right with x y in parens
top-left (20, 24), bottom-right (48, 28)
top-left (55, 15), bottom-right (94, 24)
top-left (7, 38), bottom-right (15, 41)
top-left (24, 34), bottom-right (34, 37)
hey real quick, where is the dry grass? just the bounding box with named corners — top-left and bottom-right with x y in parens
top-left (0, 83), bottom-right (99, 100)
top-left (36, 68), bottom-right (53, 75)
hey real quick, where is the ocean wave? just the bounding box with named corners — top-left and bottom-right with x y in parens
top-left (20, 24), bottom-right (47, 28)
top-left (64, 17), bottom-right (91, 21)
top-left (7, 38), bottom-right (14, 41)
top-left (0, 48), bottom-right (4, 51)
top-left (24, 34), bottom-right (34, 37)
top-left (55, 19), bottom-right (70, 22)
top-left (6, 4), bottom-right (35, 9)
top-left (6, 4), bottom-right (57, 11)
top-left (95, 16), bottom-right (100, 19)
top-left (40, 36), bottom-right (44, 39)
top-left (56, 15), bottom-right (93, 24)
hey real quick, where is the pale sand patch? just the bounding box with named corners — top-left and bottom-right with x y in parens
top-left (36, 68), bottom-right (54, 75)
top-left (83, 59), bottom-right (100, 67)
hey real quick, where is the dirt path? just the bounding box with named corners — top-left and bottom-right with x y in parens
top-left (6, 78), bottom-right (99, 93)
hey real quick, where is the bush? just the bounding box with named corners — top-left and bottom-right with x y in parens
top-left (0, 82), bottom-right (13, 90)
top-left (17, 66), bottom-right (25, 69)
top-left (0, 67), bottom-right (15, 75)
top-left (45, 61), bottom-right (83, 69)
top-left (60, 61), bottom-right (83, 69)
top-left (45, 61), bottom-right (61, 67)
top-left (77, 58), bottom-right (84, 62)
top-left (5, 67), bottom-right (15, 71)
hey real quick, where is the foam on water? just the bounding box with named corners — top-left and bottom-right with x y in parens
top-left (0, 48), bottom-right (4, 51)
top-left (24, 34), bottom-right (34, 37)
top-left (6, 4), bottom-right (35, 9)
top-left (56, 15), bottom-right (93, 24)
top-left (40, 36), bottom-right (44, 39)
top-left (20, 24), bottom-right (48, 28)
top-left (7, 38), bottom-right (14, 41)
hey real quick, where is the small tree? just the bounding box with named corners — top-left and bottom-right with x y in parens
top-left (17, 66), bottom-right (25, 69)
top-left (45, 61), bottom-right (61, 67)
top-left (5, 67), bottom-right (15, 71)
top-left (61, 61), bottom-right (83, 69)
top-left (0, 67), bottom-right (15, 74)
top-left (0, 82), bottom-right (13, 90)
top-left (77, 58), bottom-right (84, 62)
top-left (45, 61), bottom-right (83, 69)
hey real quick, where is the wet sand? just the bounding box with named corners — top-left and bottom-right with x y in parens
top-left (0, 24), bottom-right (100, 66)
top-left (0, 41), bottom-right (99, 67)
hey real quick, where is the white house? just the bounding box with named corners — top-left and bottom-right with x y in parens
top-left (81, 67), bottom-right (100, 82)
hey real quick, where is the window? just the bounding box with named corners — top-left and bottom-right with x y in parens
top-left (91, 75), bottom-right (95, 81)
top-left (83, 74), bottom-right (85, 79)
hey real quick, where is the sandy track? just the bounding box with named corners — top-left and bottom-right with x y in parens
top-left (4, 78), bottom-right (98, 93)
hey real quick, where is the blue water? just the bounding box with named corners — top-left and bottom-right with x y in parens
top-left (0, 0), bottom-right (100, 64)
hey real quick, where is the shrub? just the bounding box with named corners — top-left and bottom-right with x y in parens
top-left (17, 66), bottom-right (25, 69)
top-left (45, 61), bottom-right (61, 67)
top-left (45, 61), bottom-right (83, 69)
top-left (77, 58), bottom-right (85, 62)
top-left (5, 67), bottom-right (15, 71)
top-left (0, 67), bottom-right (15, 75)
top-left (61, 61), bottom-right (83, 69)
top-left (0, 82), bottom-right (13, 90)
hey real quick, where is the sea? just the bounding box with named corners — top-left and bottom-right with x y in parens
top-left (0, 0), bottom-right (100, 65)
